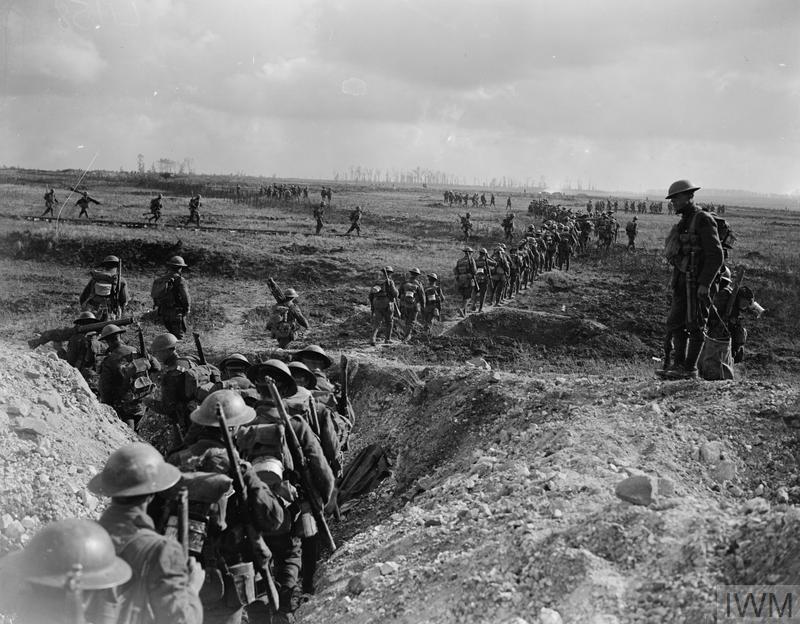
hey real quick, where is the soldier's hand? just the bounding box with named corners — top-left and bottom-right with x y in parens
top-left (188, 556), bottom-right (206, 594)
top-left (697, 285), bottom-right (710, 298)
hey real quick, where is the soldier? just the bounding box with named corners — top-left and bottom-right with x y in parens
top-left (168, 392), bottom-right (285, 624)
top-left (345, 205), bottom-right (362, 236)
top-left (79, 254), bottom-right (128, 319)
top-left (97, 324), bottom-right (157, 429)
top-left (422, 273), bottom-right (445, 332)
top-left (502, 212), bottom-right (515, 242)
top-left (186, 194), bottom-right (201, 225)
top-left (89, 443), bottom-right (205, 624)
top-left (472, 248), bottom-right (495, 312)
top-left (150, 332), bottom-right (206, 435)
top-left (557, 229), bottom-right (573, 271)
top-left (490, 193), bottom-right (495, 208)
top-left (0, 518), bottom-right (133, 624)
top-left (480, 193), bottom-right (487, 207)
top-left (41, 187), bottom-right (58, 217)
top-left (151, 255), bottom-right (191, 339)
top-left (149, 193), bottom-right (163, 223)
top-left (244, 363), bottom-right (334, 617)
top-left (60, 311), bottom-right (104, 389)
top-left (454, 247), bottom-right (478, 315)
top-left (313, 201), bottom-right (325, 235)
top-left (76, 190), bottom-right (98, 218)
top-left (489, 246), bottom-right (510, 305)
top-left (625, 216), bottom-right (638, 251)
top-left (660, 180), bottom-right (724, 379)
top-left (459, 212), bottom-right (473, 241)
top-left (267, 288), bottom-right (309, 349)
top-left (368, 266), bottom-right (398, 345)
top-left (506, 196), bottom-right (512, 210)
top-left (398, 268), bottom-right (426, 341)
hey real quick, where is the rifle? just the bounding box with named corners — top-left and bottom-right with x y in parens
top-left (70, 187), bottom-right (101, 205)
top-left (28, 317), bottom-right (133, 349)
top-left (193, 332), bottom-right (207, 365)
top-left (177, 486), bottom-right (189, 560)
top-left (64, 564), bottom-right (85, 624)
top-left (216, 403), bottom-right (280, 610)
top-left (381, 268), bottom-right (401, 320)
top-left (115, 259), bottom-right (123, 317)
top-left (136, 322), bottom-right (148, 359)
top-left (264, 379), bottom-right (337, 552)
top-left (267, 277), bottom-right (285, 304)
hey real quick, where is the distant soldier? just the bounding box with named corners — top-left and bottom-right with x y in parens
top-left (235, 184), bottom-right (242, 203)
top-left (490, 193), bottom-right (495, 208)
top-left (151, 255), bottom-right (191, 339)
top-left (506, 196), bottom-right (512, 209)
top-left (369, 266), bottom-right (399, 345)
top-left (76, 190), bottom-right (99, 218)
top-left (472, 248), bottom-right (495, 312)
top-left (454, 247), bottom-right (478, 314)
top-left (89, 443), bottom-right (205, 624)
top-left (489, 246), bottom-right (510, 305)
top-left (186, 194), bottom-right (201, 225)
top-left (314, 201), bottom-right (325, 235)
top-left (41, 187), bottom-right (58, 217)
top-left (398, 268), bottom-right (426, 341)
top-left (557, 228), bottom-right (573, 271)
top-left (502, 212), bottom-right (515, 242)
top-left (97, 324), bottom-right (158, 429)
top-left (422, 273), bottom-right (445, 332)
top-left (0, 518), bottom-right (133, 624)
top-left (459, 212), bottom-right (473, 241)
top-left (266, 288), bottom-right (309, 348)
top-left (80, 254), bottom-right (128, 319)
top-left (480, 193), bottom-right (487, 207)
top-left (625, 216), bottom-right (638, 250)
top-left (345, 205), bottom-right (362, 236)
top-left (148, 193), bottom-right (163, 223)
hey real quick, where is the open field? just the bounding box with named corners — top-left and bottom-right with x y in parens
top-left (1, 169), bottom-right (800, 623)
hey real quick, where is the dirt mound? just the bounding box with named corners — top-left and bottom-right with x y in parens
top-left (447, 307), bottom-right (608, 347)
top-left (0, 342), bottom-right (136, 555)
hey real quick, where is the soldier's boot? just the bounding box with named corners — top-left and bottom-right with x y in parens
top-left (370, 330), bottom-right (378, 346)
top-left (666, 335), bottom-right (702, 380)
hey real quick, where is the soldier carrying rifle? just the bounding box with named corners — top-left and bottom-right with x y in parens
top-left (41, 187), bottom-right (58, 217)
top-left (369, 266), bottom-right (399, 345)
top-left (266, 278), bottom-right (309, 349)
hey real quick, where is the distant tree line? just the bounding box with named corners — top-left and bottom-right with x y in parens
top-left (333, 165), bottom-right (547, 190)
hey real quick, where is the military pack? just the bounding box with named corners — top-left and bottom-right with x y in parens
top-left (90, 270), bottom-right (118, 300)
top-left (151, 274), bottom-right (179, 308)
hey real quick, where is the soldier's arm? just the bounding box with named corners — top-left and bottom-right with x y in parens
top-left (293, 418), bottom-right (335, 504)
top-left (146, 539), bottom-right (204, 624)
top-left (697, 215), bottom-right (724, 288)
top-left (316, 404), bottom-right (342, 475)
top-left (176, 277), bottom-right (191, 313)
top-left (64, 334), bottom-right (84, 367)
top-left (97, 360), bottom-right (113, 403)
top-left (118, 279), bottom-right (129, 309)
top-left (388, 280), bottom-right (399, 298)
top-left (290, 304), bottom-right (309, 329)
top-left (241, 462), bottom-right (285, 532)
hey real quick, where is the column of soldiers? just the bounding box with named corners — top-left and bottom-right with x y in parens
top-left (1, 341), bottom-right (351, 623)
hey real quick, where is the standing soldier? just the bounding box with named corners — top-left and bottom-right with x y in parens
top-left (151, 255), bottom-right (191, 339)
top-left (0, 518), bottom-right (133, 624)
top-left (79, 254), bottom-right (128, 319)
top-left (506, 196), bottom-right (512, 210)
top-left (148, 193), bottom-right (163, 223)
top-left (454, 247), bottom-right (478, 315)
top-left (459, 212), bottom-right (473, 241)
top-left (313, 201), bottom-right (325, 235)
top-left (150, 332), bottom-right (202, 435)
top-left (267, 288), bottom-right (309, 349)
top-left (60, 311), bottom-right (104, 390)
top-left (489, 246), bottom-right (510, 305)
top-left (490, 193), bottom-right (496, 208)
top-left (76, 190), bottom-right (99, 218)
top-left (502, 212), bottom-right (515, 242)
top-left (89, 443), bottom-right (205, 624)
top-left (97, 324), bottom-right (157, 429)
top-left (345, 205), bottom-right (362, 236)
top-left (557, 229), bottom-right (573, 271)
top-left (625, 216), bottom-right (638, 251)
top-left (422, 273), bottom-right (445, 332)
top-left (398, 268), bottom-right (426, 341)
top-left (472, 248), bottom-right (496, 312)
top-left (660, 180), bottom-right (724, 379)
top-left (41, 187), bottom-right (58, 217)
top-left (369, 266), bottom-right (399, 345)
top-left (186, 194), bottom-right (201, 225)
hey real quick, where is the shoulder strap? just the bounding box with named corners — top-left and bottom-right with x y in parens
top-left (117, 531), bottom-right (165, 624)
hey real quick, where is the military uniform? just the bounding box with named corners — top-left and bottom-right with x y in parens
top-left (369, 269), bottom-right (399, 344)
top-left (41, 188), bottom-right (58, 217)
top-left (345, 206), bottom-right (362, 236)
top-left (186, 196), bottom-right (201, 225)
top-left (153, 259), bottom-right (191, 339)
top-left (313, 203), bottom-right (325, 235)
top-left (398, 270), bottom-right (426, 341)
top-left (422, 275), bottom-right (445, 331)
top-left (79, 260), bottom-right (129, 319)
top-left (98, 332), bottom-right (156, 428)
top-left (454, 249), bottom-right (478, 313)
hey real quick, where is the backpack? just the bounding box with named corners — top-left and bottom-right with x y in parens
top-left (120, 354), bottom-right (155, 401)
top-left (371, 284), bottom-right (390, 310)
top-left (151, 275), bottom-right (177, 308)
top-left (267, 305), bottom-right (295, 340)
top-left (626, 221), bottom-right (636, 235)
top-left (236, 424), bottom-right (288, 467)
top-left (698, 335), bottom-right (735, 381)
top-left (400, 283), bottom-right (417, 306)
top-left (184, 364), bottom-right (222, 402)
top-left (455, 258), bottom-right (473, 286)
top-left (713, 216), bottom-right (735, 248)
top-left (91, 270), bottom-right (118, 300)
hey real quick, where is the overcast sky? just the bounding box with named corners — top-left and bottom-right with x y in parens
top-left (1, 0), bottom-right (798, 193)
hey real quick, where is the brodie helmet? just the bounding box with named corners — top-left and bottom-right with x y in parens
top-left (166, 255), bottom-right (188, 268)
top-left (74, 311), bottom-right (97, 325)
top-left (98, 324), bottom-right (126, 341)
top-left (101, 255), bottom-right (120, 266)
top-left (190, 389), bottom-right (256, 427)
top-left (89, 443), bottom-right (181, 497)
top-left (288, 361), bottom-right (318, 390)
top-left (150, 333), bottom-right (178, 353)
top-left (665, 180), bottom-right (700, 199)
top-left (247, 359), bottom-right (298, 397)
top-left (292, 344), bottom-right (332, 369)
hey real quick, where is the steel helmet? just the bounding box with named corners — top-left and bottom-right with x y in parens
top-left (427, 273), bottom-right (439, 281)
top-left (288, 361), bottom-right (318, 390)
top-left (463, 246), bottom-right (474, 253)
top-left (190, 389), bottom-right (256, 427)
top-left (283, 288), bottom-right (299, 299)
top-left (74, 311), bottom-right (97, 325)
top-left (98, 324), bottom-right (126, 341)
top-left (409, 267), bottom-right (421, 276)
top-left (166, 255), bottom-right (188, 267)
top-left (88, 442), bottom-right (181, 497)
top-left (150, 333), bottom-right (178, 352)
top-left (383, 266), bottom-right (394, 274)
top-left (17, 519), bottom-right (131, 589)
top-left (480, 248), bottom-right (488, 255)
top-left (292, 344), bottom-right (332, 369)
top-left (246, 359), bottom-right (298, 397)
top-left (101, 255), bottom-right (120, 266)
top-left (158, 193), bottom-right (162, 198)
top-left (665, 180), bottom-right (700, 199)
top-left (219, 353), bottom-right (250, 370)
